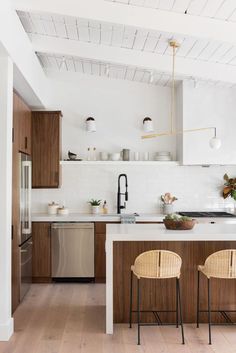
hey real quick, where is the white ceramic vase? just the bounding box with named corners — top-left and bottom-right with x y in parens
top-left (163, 204), bottom-right (174, 215)
top-left (91, 205), bottom-right (100, 214)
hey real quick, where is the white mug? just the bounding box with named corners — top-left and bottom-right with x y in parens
top-left (100, 152), bottom-right (108, 161)
top-left (134, 152), bottom-right (139, 161)
top-left (144, 152), bottom-right (149, 161)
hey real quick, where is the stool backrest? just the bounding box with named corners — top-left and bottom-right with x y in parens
top-left (204, 249), bottom-right (236, 279)
top-left (133, 250), bottom-right (182, 279)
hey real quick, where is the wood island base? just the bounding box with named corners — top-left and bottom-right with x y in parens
top-left (113, 241), bottom-right (236, 324)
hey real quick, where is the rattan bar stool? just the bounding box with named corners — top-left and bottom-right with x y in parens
top-left (129, 250), bottom-right (185, 345)
top-left (197, 249), bottom-right (236, 345)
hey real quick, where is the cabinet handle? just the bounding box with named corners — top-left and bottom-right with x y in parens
top-left (25, 137), bottom-right (28, 150)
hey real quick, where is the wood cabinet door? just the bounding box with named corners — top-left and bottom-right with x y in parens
top-left (13, 92), bottom-right (31, 155)
top-left (32, 222), bottom-right (51, 281)
top-left (95, 222), bottom-right (106, 282)
top-left (95, 233), bottom-right (106, 282)
top-left (32, 111), bottom-right (61, 188)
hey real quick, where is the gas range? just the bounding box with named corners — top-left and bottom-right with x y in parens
top-left (178, 211), bottom-right (236, 218)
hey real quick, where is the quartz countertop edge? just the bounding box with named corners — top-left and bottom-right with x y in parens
top-left (106, 223), bottom-right (236, 241)
top-left (32, 213), bottom-right (236, 224)
top-left (32, 213), bottom-right (164, 222)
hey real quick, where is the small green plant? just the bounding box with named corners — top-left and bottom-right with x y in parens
top-left (164, 214), bottom-right (192, 222)
top-left (88, 199), bottom-right (102, 206)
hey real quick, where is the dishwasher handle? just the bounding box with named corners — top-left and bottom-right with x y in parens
top-left (51, 222), bottom-right (94, 230)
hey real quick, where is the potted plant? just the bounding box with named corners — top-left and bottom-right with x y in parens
top-left (163, 214), bottom-right (196, 230)
top-left (88, 199), bottom-right (102, 214)
top-left (222, 174), bottom-right (236, 200)
top-left (161, 193), bottom-right (178, 215)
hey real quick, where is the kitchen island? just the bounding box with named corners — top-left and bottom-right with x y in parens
top-left (106, 223), bottom-right (236, 334)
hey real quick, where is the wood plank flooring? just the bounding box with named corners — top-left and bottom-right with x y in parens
top-left (0, 283), bottom-right (236, 353)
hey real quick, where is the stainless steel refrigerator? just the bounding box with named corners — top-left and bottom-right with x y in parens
top-left (19, 152), bottom-right (32, 301)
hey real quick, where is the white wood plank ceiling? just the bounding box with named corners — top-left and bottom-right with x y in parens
top-left (18, 10), bottom-right (236, 67)
top-left (106, 0), bottom-right (236, 22)
top-left (37, 52), bottom-right (235, 88)
top-left (14, 2), bottom-right (236, 86)
top-left (37, 52), bottom-right (175, 86)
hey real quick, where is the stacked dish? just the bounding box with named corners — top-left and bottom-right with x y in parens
top-left (155, 151), bottom-right (172, 161)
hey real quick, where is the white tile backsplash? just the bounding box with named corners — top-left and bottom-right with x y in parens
top-left (32, 164), bottom-right (236, 214)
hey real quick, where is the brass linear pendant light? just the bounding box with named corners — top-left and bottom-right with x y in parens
top-left (142, 40), bottom-right (222, 150)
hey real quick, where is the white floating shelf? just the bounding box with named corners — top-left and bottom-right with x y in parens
top-left (60, 160), bottom-right (179, 166)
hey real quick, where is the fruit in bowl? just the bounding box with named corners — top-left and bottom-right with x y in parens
top-left (163, 214), bottom-right (196, 230)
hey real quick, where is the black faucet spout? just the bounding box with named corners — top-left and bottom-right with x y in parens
top-left (117, 174), bottom-right (128, 214)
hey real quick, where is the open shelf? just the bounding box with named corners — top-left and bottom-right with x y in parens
top-left (60, 160), bottom-right (179, 166)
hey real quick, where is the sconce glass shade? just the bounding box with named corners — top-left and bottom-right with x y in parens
top-left (209, 136), bottom-right (221, 149)
top-left (143, 117), bottom-right (154, 133)
top-left (86, 117), bottom-right (96, 132)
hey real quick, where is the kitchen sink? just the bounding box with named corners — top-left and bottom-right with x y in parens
top-left (98, 213), bottom-right (139, 217)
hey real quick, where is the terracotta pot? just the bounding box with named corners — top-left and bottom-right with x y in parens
top-left (163, 219), bottom-right (196, 230)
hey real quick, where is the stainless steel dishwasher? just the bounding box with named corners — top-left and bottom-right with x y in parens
top-left (51, 223), bottom-right (94, 281)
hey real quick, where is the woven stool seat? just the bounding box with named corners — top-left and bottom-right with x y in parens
top-left (131, 250), bottom-right (182, 279)
top-left (198, 249), bottom-right (236, 279)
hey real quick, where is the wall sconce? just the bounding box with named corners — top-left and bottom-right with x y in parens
top-left (86, 117), bottom-right (96, 132)
top-left (143, 117), bottom-right (154, 133)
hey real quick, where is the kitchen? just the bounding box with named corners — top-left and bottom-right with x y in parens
top-left (2, 1), bottom-right (236, 352)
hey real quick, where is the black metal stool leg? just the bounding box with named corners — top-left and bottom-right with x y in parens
top-left (197, 270), bottom-right (200, 328)
top-left (176, 278), bottom-right (179, 328)
top-left (177, 278), bottom-right (185, 344)
top-left (208, 278), bottom-right (212, 345)
top-left (129, 270), bottom-right (133, 328)
top-left (137, 278), bottom-right (141, 345)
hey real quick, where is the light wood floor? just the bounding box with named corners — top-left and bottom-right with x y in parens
top-left (1, 283), bottom-right (236, 353)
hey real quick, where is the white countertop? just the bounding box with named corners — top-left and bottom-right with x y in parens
top-left (32, 213), bottom-right (236, 224)
top-left (106, 223), bottom-right (236, 241)
top-left (32, 213), bottom-right (164, 222)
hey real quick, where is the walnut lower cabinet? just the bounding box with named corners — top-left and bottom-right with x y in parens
top-left (32, 222), bottom-right (52, 283)
top-left (95, 223), bottom-right (107, 283)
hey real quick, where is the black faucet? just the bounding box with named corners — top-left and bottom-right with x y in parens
top-left (117, 174), bottom-right (128, 214)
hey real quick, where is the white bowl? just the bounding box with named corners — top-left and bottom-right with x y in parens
top-left (110, 153), bottom-right (120, 161)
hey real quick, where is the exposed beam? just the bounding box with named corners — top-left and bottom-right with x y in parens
top-left (0, 0), bottom-right (49, 108)
top-left (13, 0), bottom-right (236, 47)
top-left (32, 34), bottom-right (236, 84)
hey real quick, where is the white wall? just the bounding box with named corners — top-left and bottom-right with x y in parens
top-left (182, 80), bottom-right (236, 165)
top-left (0, 56), bottom-right (14, 340)
top-left (46, 71), bottom-right (175, 160)
top-left (32, 73), bottom-right (236, 214)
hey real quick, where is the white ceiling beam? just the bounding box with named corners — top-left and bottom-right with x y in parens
top-left (13, 0), bottom-right (236, 46)
top-left (0, 1), bottom-right (49, 107)
top-left (31, 34), bottom-right (236, 84)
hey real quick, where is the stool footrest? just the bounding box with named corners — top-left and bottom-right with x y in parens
top-left (198, 310), bottom-right (236, 325)
top-left (131, 309), bottom-right (178, 326)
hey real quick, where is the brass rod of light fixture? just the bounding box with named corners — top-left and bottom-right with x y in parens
top-left (142, 126), bottom-right (217, 139)
top-left (170, 41), bottom-right (177, 134)
top-left (142, 40), bottom-right (218, 142)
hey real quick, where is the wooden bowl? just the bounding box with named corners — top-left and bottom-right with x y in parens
top-left (163, 219), bottom-right (196, 230)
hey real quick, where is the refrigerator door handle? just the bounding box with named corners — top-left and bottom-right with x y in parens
top-left (22, 160), bottom-right (31, 235)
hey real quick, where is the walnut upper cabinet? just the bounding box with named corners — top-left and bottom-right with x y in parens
top-left (32, 111), bottom-right (62, 188)
top-left (13, 92), bottom-right (31, 155)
